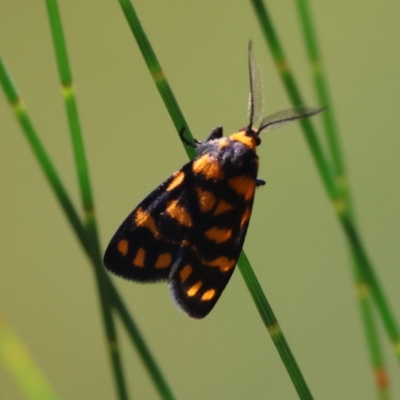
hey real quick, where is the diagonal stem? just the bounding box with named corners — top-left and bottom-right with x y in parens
top-left (44, 1), bottom-right (129, 398)
top-left (250, 0), bottom-right (400, 363)
top-left (116, 0), bottom-right (316, 398)
top-left (295, 0), bottom-right (390, 394)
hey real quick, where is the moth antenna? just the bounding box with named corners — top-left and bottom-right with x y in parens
top-left (257, 106), bottom-right (327, 134)
top-left (247, 41), bottom-right (263, 130)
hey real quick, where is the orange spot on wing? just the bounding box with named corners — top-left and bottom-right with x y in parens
top-left (240, 207), bottom-right (251, 227)
top-left (205, 227), bottom-right (232, 243)
top-left (117, 239), bottom-right (129, 256)
top-left (213, 199), bottom-right (234, 216)
top-left (201, 289), bottom-right (216, 301)
top-left (166, 171), bottom-right (185, 191)
top-left (187, 281), bottom-right (203, 297)
top-left (228, 175), bottom-right (256, 200)
top-left (133, 247), bottom-right (146, 267)
top-left (155, 253), bottom-right (172, 269)
top-left (165, 200), bottom-right (192, 227)
top-left (192, 154), bottom-right (224, 180)
top-left (195, 187), bottom-right (216, 212)
top-left (229, 131), bottom-right (257, 150)
top-left (179, 264), bottom-right (193, 282)
top-left (134, 208), bottom-right (159, 236)
top-left (206, 257), bottom-right (236, 273)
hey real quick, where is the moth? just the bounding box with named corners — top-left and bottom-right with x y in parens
top-left (103, 42), bottom-right (324, 319)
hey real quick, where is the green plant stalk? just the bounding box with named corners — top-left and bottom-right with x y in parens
top-left (0, 58), bottom-right (88, 253)
top-left (295, 1), bottom-right (344, 179)
top-left (46, 0), bottom-right (176, 396)
top-left (294, 0), bottom-right (389, 395)
top-left (117, 0), bottom-right (196, 160)
top-left (109, 286), bottom-right (176, 400)
top-left (238, 253), bottom-right (314, 399)
top-left (44, 1), bottom-right (129, 398)
top-left (250, 0), bottom-right (400, 362)
top-left (0, 52), bottom-right (176, 400)
top-left (44, 0), bottom-right (92, 214)
top-left (354, 264), bottom-right (390, 399)
top-left (116, 0), bottom-right (314, 398)
top-left (0, 313), bottom-right (59, 400)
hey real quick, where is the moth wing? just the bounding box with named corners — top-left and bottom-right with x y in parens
top-left (168, 167), bottom-right (256, 319)
top-left (103, 166), bottom-right (192, 282)
top-left (169, 243), bottom-right (244, 319)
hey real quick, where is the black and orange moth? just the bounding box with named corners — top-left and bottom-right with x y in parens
top-left (103, 42), bottom-right (324, 319)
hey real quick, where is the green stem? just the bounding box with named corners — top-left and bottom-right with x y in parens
top-left (354, 263), bottom-right (390, 399)
top-left (294, 0), bottom-right (343, 178)
top-left (294, 0), bottom-right (390, 394)
top-left (44, 2), bottom-right (129, 398)
top-left (339, 214), bottom-right (399, 347)
top-left (238, 253), bottom-right (314, 399)
top-left (0, 50), bottom-right (176, 399)
top-left (45, 0), bottom-right (92, 214)
top-left (117, 0), bottom-right (196, 159)
top-left (109, 283), bottom-right (176, 400)
top-left (250, 0), bottom-right (400, 362)
top-left (0, 56), bottom-right (88, 252)
top-left (252, 1), bottom-right (338, 201)
top-left (116, 0), bottom-right (315, 397)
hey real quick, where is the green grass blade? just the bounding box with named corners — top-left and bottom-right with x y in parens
top-left (117, 0), bottom-right (196, 159)
top-left (0, 51), bottom-right (125, 399)
top-left (339, 216), bottom-right (400, 355)
top-left (46, 2), bottom-right (177, 397)
top-left (0, 56), bottom-right (88, 253)
top-left (110, 285), bottom-right (176, 400)
top-left (45, 0), bottom-right (92, 215)
top-left (117, 0), bottom-right (314, 397)
top-left (356, 267), bottom-right (390, 398)
top-left (294, 1), bottom-right (344, 178)
top-left (250, 0), bottom-right (400, 363)
top-left (0, 312), bottom-right (59, 400)
top-left (238, 252), bottom-right (313, 399)
top-left (250, 0), bottom-right (337, 201)
top-left (44, 2), bottom-right (129, 398)
top-left (0, 25), bottom-right (175, 400)
top-left (294, 0), bottom-right (390, 395)
top-left (94, 267), bottom-right (129, 400)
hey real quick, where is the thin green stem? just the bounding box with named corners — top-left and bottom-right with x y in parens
top-left (354, 264), bottom-right (390, 399)
top-left (339, 215), bottom-right (399, 349)
top-left (294, 0), bottom-right (343, 179)
top-left (45, 0), bottom-right (92, 214)
top-left (117, 0), bottom-right (314, 397)
top-left (0, 51), bottom-right (176, 400)
top-left (44, 2), bottom-right (129, 398)
top-left (109, 284), bottom-right (176, 400)
top-left (0, 56), bottom-right (87, 252)
top-left (117, 0), bottom-right (196, 159)
top-left (250, 0), bottom-right (400, 362)
top-left (238, 253), bottom-right (314, 399)
top-left (294, 0), bottom-right (390, 395)
top-left (251, 0), bottom-right (337, 201)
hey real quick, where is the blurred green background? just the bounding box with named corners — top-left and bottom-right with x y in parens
top-left (1, 1), bottom-right (400, 399)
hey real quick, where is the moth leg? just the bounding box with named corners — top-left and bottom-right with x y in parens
top-left (179, 127), bottom-right (200, 147)
top-left (256, 178), bottom-right (266, 187)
